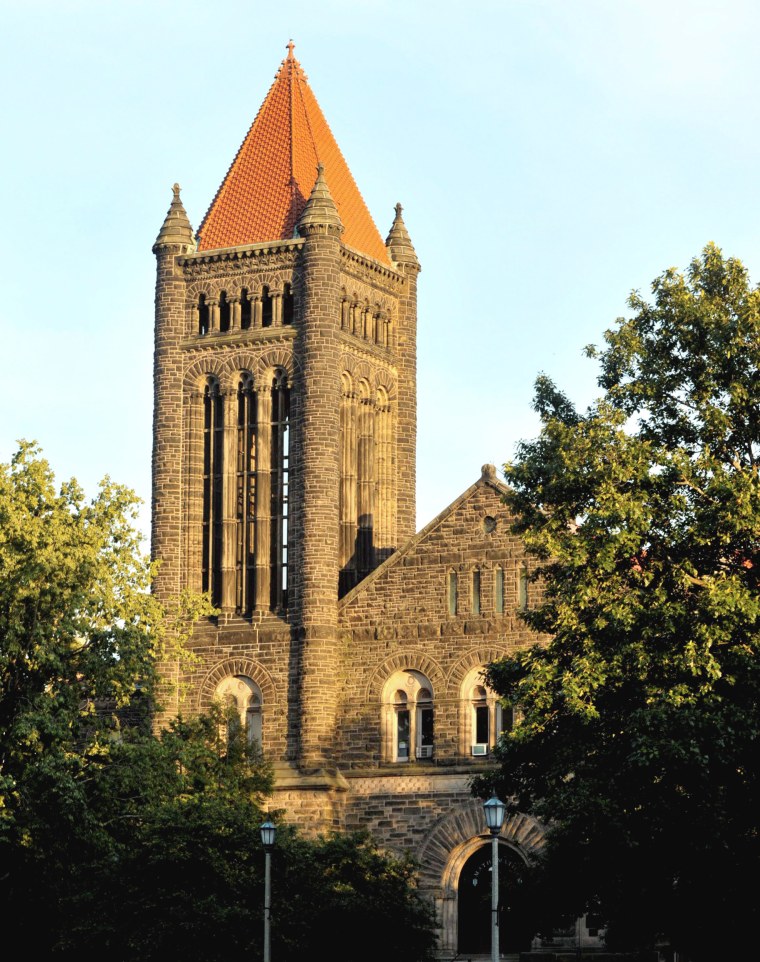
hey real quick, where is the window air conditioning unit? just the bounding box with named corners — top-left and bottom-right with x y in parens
top-left (416, 745), bottom-right (434, 759)
top-left (471, 744), bottom-right (489, 756)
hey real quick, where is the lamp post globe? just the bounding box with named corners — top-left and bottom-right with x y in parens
top-left (260, 820), bottom-right (276, 849)
top-left (484, 794), bottom-right (507, 835)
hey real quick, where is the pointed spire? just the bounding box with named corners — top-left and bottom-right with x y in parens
top-left (153, 183), bottom-right (195, 252)
top-left (195, 47), bottom-right (388, 262)
top-left (385, 203), bottom-right (418, 267)
top-left (297, 163), bottom-right (344, 235)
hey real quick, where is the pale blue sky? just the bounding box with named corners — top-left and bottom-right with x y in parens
top-left (2, 0), bottom-right (760, 542)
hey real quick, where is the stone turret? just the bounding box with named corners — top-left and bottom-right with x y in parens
top-left (386, 203), bottom-right (420, 544)
top-left (291, 165), bottom-right (344, 771)
top-left (152, 184), bottom-right (196, 716)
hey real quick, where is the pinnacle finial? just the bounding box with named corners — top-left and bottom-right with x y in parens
top-left (286, 39), bottom-right (295, 57)
top-left (385, 201), bottom-right (418, 268)
top-left (153, 182), bottom-right (195, 253)
top-left (297, 163), bottom-right (343, 234)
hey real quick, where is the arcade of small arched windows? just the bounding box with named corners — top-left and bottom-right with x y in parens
top-left (340, 293), bottom-right (393, 349)
top-left (378, 663), bottom-right (517, 764)
top-left (186, 367), bottom-right (290, 617)
top-left (194, 282), bottom-right (295, 336)
top-left (446, 563), bottom-right (529, 617)
top-left (339, 374), bottom-right (396, 595)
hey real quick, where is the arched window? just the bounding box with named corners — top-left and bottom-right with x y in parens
top-left (214, 675), bottom-right (263, 749)
top-left (383, 670), bottom-right (435, 762)
top-left (463, 668), bottom-right (506, 757)
top-left (202, 376), bottom-right (223, 606)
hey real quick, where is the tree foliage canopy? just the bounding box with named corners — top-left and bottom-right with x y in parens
top-left (0, 444), bottom-right (436, 961)
top-left (473, 245), bottom-right (760, 960)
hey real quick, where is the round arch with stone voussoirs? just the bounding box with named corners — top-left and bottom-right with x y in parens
top-left (416, 798), bottom-right (546, 957)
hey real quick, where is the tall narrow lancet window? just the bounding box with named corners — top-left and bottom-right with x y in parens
top-left (270, 370), bottom-right (290, 611)
top-left (518, 565), bottom-right (529, 609)
top-left (374, 386), bottom-right (393, 565)
top-left (394, 691), bottom-right (410, 761)
top-left (261, 285), bottom-right (272, 327)
top-left (494, 566), bottom-right (504, 614)
top-left (282, 282), bottom-right (294, 325)
top-left (339, 373), bottom-right (358, 596)
top-left (236, 374), bottom-right (256, 615)
top-left (472, 685), bottom-right (490, 753)
top-left (198, 293), bottom-right (209, 335)
top-left (219, 291), bottom-right (231, 332)
top-left (416, 688), bottom-right (434, 759)
top-left (472, 568), bottom-right (481, 614)
top-left (240, 288), bottom-right (252, 329)
top-left (356, 381), bottom-right (375, 579)
top-left (448, 570), bottom-right (458, 616)
top-left (202, 377), bottom-right (224, 605)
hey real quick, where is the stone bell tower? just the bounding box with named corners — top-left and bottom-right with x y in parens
top-left (151, 42), bottom-right (420, 772)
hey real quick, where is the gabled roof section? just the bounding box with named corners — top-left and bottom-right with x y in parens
top-left (339, 465), bottom-right (510, 608)
top-left (196, 42), bottom-right (390, 264)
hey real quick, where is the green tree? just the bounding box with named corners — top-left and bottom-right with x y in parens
top-left (0, 443), bottom-right (437, 961)
top-left (474, 245), bottom-right (760, 960)
top-left (60, 711), bottom-right (274, 961)
top-left (273, 830), bottom-right (437, 962)
top-left (0, 441), bottom-right (165, 947)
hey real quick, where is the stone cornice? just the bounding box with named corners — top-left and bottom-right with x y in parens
top-left (340, 244), bottom-right (404, 285)
top-left (181, 325), bottom-right (297, 353)
top-left (338, 330), bottom-right (398, 365)
top-left (179, 238), bottom-right (303, 273)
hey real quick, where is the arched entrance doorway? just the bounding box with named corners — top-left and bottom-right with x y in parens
top-left (457, 840), bottom-right (534, 955)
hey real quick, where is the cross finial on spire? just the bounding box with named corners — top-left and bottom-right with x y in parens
top-left (286, 39), bottom-right (295, 57)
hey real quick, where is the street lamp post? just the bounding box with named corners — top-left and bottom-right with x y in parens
top-left (260, 820), bottom-right (276, 962)
top-left (483, 793), bottom-right (507, 962)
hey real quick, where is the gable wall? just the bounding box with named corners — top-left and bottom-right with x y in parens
top-left (335, 478), bottom-right (546, 771)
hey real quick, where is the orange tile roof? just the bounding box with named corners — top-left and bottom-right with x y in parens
top-left (196, 43), bottom-right (390, 264)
